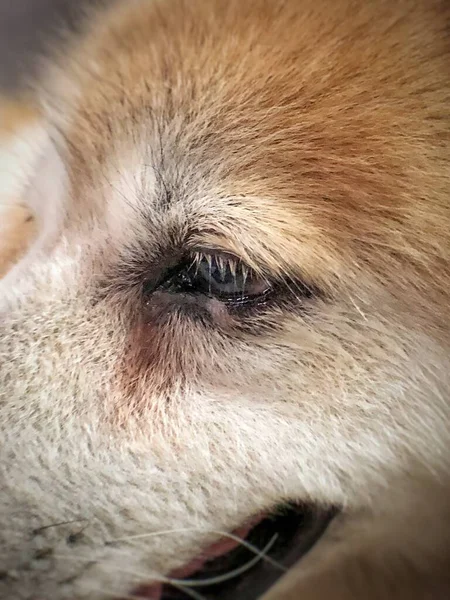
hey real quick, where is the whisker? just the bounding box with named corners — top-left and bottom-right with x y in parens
top-left (104, 527), bottom-right (286, 571)
top-left (152, 581), bottom-right (206, 600)
top-left (55, 536), bottom-right (277, 597)
top-left (168, 533), bottom-right (278, 588)
top-left (52, 554), bottom-right (206, 600)
top-left (32, 519), bottom-right (90, 536)
top-left (52, 529), bottom-right (280, 598)
top-left (98, 582), bottom-right (206, 600)
top-left (348, 294), bottom-right (368, 321)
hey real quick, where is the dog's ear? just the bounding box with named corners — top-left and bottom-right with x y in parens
top-left (0, 102), bottom-right (44, 274)
top-left (0, 100), bottom-right (46, 203)
top-left (0, 100), bottom-right (68, 278)
top-left (23, 130), bottom-right (68, 238)
top-left (0, 99), bottom-right (67, 222)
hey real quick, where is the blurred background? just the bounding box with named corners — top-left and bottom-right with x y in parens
top-left (0, 0), bottom-right (104, 91)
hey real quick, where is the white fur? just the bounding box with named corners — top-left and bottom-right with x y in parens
top-left (1, 1), bottom-right (450, 598)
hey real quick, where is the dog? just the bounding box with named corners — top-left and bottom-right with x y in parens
top-left (1, 0), bottom-right (449, 598)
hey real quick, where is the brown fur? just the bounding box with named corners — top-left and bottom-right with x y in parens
top-left (0, 0), bottom-right (449, 598)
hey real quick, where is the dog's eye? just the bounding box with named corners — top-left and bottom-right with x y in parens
top-left (186, 253), bottom-right (271, 302)
top-left (156, 252), bottom-right (271, 305)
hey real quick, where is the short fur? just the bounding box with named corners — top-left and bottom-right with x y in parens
top-left (0, 0), bottom-right (449, 598)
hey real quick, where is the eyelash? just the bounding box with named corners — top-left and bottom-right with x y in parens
top-left (154, 251), bottom-right (272, 306)
top-left (191, 252), bottom-right (245, 282)
top-left (132, 245), bottom-right (320, 321)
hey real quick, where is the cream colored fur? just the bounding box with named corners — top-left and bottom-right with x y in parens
top-left (0, 0), bottom-right (449, 598)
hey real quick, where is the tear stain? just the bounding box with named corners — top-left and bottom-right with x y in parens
top-left (110, 290), bottom-right (234, 428)
top-left (111, 316), bottom-right (188, 428)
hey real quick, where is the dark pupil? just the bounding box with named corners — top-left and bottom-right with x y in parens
top-left (208, 261), bottom-right (235, 286)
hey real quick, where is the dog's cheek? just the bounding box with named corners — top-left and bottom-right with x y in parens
top-left (106, 283), bottom-right (241, 428)
top-left (110, 312), bottom-right (202, 429)
top-left (112, 320), bottom-right (177, 427)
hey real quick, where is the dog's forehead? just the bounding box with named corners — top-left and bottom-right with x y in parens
top-left (57, 71), bottom-right (338, 280)
top-left (44, 0), bottom-right (448, 289)
top-left (52, 25), bottom-right (345, 283)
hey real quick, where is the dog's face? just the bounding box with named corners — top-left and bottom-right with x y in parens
top-left (1, 0), bottom-right (449, 598)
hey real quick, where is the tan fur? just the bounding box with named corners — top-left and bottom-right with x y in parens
top-left (0, 0), bottom-right (449, 598)
top-left (0, 99), bottom-right (39, 277)
top-left (0, 205), bottom-right (35, 279)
